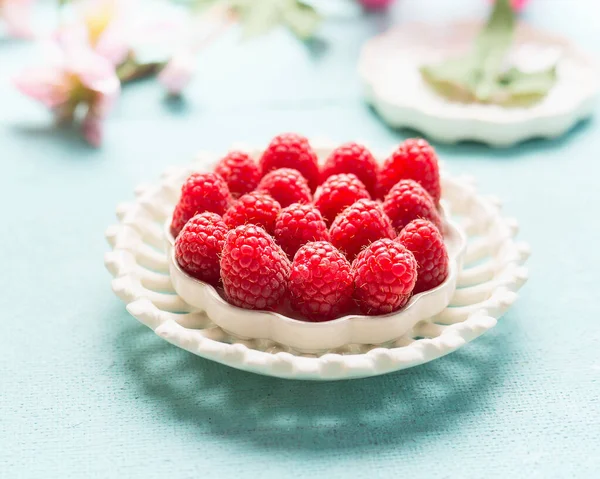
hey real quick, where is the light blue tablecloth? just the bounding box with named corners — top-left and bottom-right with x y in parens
top-left (2, 1), bottom-right (599, 477)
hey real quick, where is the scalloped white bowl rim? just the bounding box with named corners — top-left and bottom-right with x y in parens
top-left (105, 140), bottom-right (530, 379)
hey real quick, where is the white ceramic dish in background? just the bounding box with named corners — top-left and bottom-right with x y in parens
top-left (167, 217), bottom-right (465, 353)
top-left (359, 21), bottom-right (600, 146)
top-left (105, 140), bottom-right (529, 380)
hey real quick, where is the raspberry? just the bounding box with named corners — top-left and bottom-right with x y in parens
top-left (377, 138), bottom-right (441, 203)
top-left (396, 219), bottom-right (449, 294)
top-left (313, 173), bottom-right (371, 225)
top-left (222, 192), bottom-right (281, 235)
top-left (214, 150), bottom-right (260, 198)
top-left (220, 225), bottom-right (291, 310)
top-left (257, 168), bottom-right (312, 208)
top-left (174, 212), bottom-right (228, 285)
top-left (170, 172), bottom-right (232, 237)
top-left (382, 179), bottom-right (442, 233)
top-left (329, 199), bottom-right (395, 261)
top-left (259, 133), bottom-right (320, 191)
top-left (321, 143), bottom-right (379, 196)
top-left (352, 239), bottom-right (418, 315)
top-left (289, 241), bottom-right (354, 321)
top-left (274, 204), bottom-right (330, 259)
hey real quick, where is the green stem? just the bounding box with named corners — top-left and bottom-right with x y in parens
top-left (116, 59), bottom-right (166, 84)
top-left (471, 0), bottom-right (516, 101)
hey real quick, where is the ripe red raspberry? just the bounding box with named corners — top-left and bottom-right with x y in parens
top-left (397, 219), bottom-right (449, 294)
top-left (329, 199), bottom-right (395, 261)
top-left (274, 204), bottom-right (330, 259)
top-left (259, 133), bottom-right (320, 191)
top-left (214, 150), bottom-right (260, 198)
top-left (382, 179), bottom-right (442, 233)
top-left (174, 212), bottom-right (228, 285)
top-left (222, 192), bottom-right (281, 235)
top-left (352, 239), bottom-right (418, 315)
top-left (377, 138), bottom-right (441, 203)
top-left (220, 225), bottom-right (291, 310)
top-left (321, 142), bottom-right (379, 196)
top-left (170, 172), bottom-right (232, 237)
top-left (289, 241), bottom-right (354, 321)
top-left (313, 173), bottom-right (371, 225)
top-left (256, 167), bottom-right (312, 208)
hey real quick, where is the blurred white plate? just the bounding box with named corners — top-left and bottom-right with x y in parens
top-left (359, 21), bottom-right (599, 146)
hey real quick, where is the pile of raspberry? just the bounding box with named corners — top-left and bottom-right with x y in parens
top-left (171, 133), bottom-right (449, 322)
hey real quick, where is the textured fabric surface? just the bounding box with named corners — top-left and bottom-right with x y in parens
top-left (2, 1), bottom-right (599, 478)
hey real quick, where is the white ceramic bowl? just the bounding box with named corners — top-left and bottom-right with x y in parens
top-left (105, 144), bottom-right (529, 380)
top-left (166, 213), bottom-right (466, 353)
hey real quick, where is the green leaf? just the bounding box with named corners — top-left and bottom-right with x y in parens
top-left (420, 59), bottom-right (478, 104)
top-left (470, 0), bottom-right (516, 101)
top-left (282, 1), bottom-right (321, 40)
top-left (494, 66), bottom-right (558, 106)
top-left (179, 0), bottom-right (222, 12)
top-left (192, 0), bottom-right (222, 12)
top-left (228, 0), bottom-right (320, 40)
top-left (181, 0), bottom-right (320, 40)
top-left (233, 0), bottom-right (282, 38)
top-left (419, 0), bottom-right (556, 107)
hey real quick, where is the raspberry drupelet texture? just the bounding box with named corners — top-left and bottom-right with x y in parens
top-left (174, 212), bottom-right (228, 285)
top-left (377, 138), bottom-right (441, 203)
top-left (352, 239), bottom-right (418, 315)
top-left (329, 199), bottom-right (396, 261)
top-left (313, 173), bottom-right (371, 225)
top-left (289, 241), bottom-right (354, 321)
top-left (321, 142), bottom-right (379, 196)
top-left (397, 219), bottom-right (449, 294)
top-left (220, 225), bottom-right (291, 310)
top-left (222, 192), bottom-right (281, 235)
top-left (382, 179), bottom-right (443, 233)
top-left (257, 168), bottom-right (312, 208)
top-left (274, 204), bottom-right (330, 259)
top-left (259, 133), bottom-right (320, 191)
top-left (214, 150), bottom-right (260, 198)
top-left (170, 172), bottom-right (232, 237)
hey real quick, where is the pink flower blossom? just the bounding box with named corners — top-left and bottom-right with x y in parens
top-left (489, 0), bottom-right (529, 10)
top-left (358, 0), bottom-right (395, 10)
top-left (157, 6), bottom-right (233, 95)
top-left (1, 0), bottom-right (34, 38)
top-left (56, 0), bottom-right (190, 67)
top-left (55, 0), bottom-right (136, 66)
top-left (14, 44), bottom-right (120, 146)
top-left (511, 0), bottom-right (529, 10)
top-left (158, 50), bottom-right (195, 95)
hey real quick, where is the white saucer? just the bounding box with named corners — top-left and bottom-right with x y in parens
top-left (105, 140), bottom-right (529, 380)
top-left (359, 21), bottom-right (599, 146)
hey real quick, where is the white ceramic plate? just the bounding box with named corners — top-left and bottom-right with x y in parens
top-left (359, 21), bottom-right (600, 146)
top-left (105, 140), bottom-right (529, 380)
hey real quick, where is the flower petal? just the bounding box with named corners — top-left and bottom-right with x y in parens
top-left (2, 0), bottom-right (34, 38)
top-left (13, 68), bottom-right (70, 108)
top-left (82, 110), bottom-right (103, 147)
top-left (95, 22), bottom-right (130, 66)
top-left (511, 0), bottom-right (529, 10)
top-left (63, 46), bottom-right (121, 111)
top-left (158, 50), bottom-right (195, 95)
top-left (54, 23), bottom-right (90, 51)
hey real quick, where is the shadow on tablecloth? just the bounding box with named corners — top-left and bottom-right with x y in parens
top-left (110, 304), bottom-right (520, 452)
